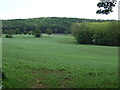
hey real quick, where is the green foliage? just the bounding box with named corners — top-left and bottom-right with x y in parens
top-left (92, 22), bottom-right (119, 46)
top-left (71, 23), bottom-right (93, 44)
top-left (34, 28), bottom-right (41, 37)
top-left (28, 31), bottom-right (32, 35)
top-left (5, 34), bottom-right (12, 38)
top-left (71, 22), bottom-right (119, 46)
top-left (2, 17), bottom-right (115, 35)
top-left (5, 30), bottom-right (13, 38)
top-left (46, 28), bottom-right (52, 36)
top-left (19, 31), bottom-right (22, 35)
top-left (107, 21), bottom-right (119, 46)
top-left (14, 28), bottom-right (22, 35)
top-left (15, 28), bottom-right (20, 34)
top-left (118, 21), bottom-right (120, 46)
top-left (92, 31), bottom-right (108, 45)
top-left (2, 30), bottom-right (7, 34)
top-left (64, 30), bottom-right (68, 35)
top-left (23, 30), bottom-right (27, 35)
top-left (77, 30), bottom-right (93, 44)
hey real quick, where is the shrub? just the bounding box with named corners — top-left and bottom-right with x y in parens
top-left (71, 23), bottom-right (93, 44)
top-left (106, 22), bottom-right (118, 46)
top-left (118, 21), bottom-right (120, 46)
top-left (15, 28), bottom-right (20, 34)
top-left (34, 28), bottom-right (41, 37)
top-left (46, 28), bottom-right (52, 36)
top-left (92, 22), bottom-right (119, 46)
top-left (77, 30), bottom-right (93, 44)
top-left (5, 34), bottom-right (13, 38)
top-left (19, 31), bottom-right (22, 34)
top-left (71, 22), bottom-right (119, 46)
top-left (23, 31), bottom-right (27, 35)
top-left (92, 31), bottom-right (108, 45)
top-left (5, 30), bottom-right (13, 38)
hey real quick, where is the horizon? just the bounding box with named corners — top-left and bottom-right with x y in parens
top-left (0, 16), bottom-right (117, 21)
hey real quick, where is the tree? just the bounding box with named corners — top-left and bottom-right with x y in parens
top-left (2, 17), bottom-right (115, 36)
top-left (71, 23), bottom-right (93, 44)
top-left (34, 28), bottom-right (41, 37)
top-left (15, 28), bottom-right (20, 34)
top-left (92, 22), bottom-right (119, 46)
top-left (5, 30), bottom-right (13, 38)
top-left (23, 30), bottom-right (27, 35)
top-left (19, 31), bottom-right (22, 34)
top-left (46, 28), bottom-right (53, 36)
top-left (96, 0), bottom-right (117, 14)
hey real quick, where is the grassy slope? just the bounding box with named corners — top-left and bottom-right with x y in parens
top-left (2, 34), bottom-right (118, 88)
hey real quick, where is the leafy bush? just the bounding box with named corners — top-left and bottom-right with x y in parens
top-left (92, 22), bottom-right (119, 46)
top-left (34, 28), bottom-right (41, 37)
top-left (23, 31), bottom-right (27, 35)
top-left (71, 22), bottom-right (119, 46)
top-left (71, 23), bottom-right (93, 44)
top-left (5, 30), bottom-right (13, 38)
top-left (107, 21), bottom-right (119, 46)
top-left (5, 34), bottom-right (13, 38)
top-left (19, 31), bottom-right (22, 34)
top-left (46, 28), bottom-right (52, 36)
top-left (92, 31), bottom-right (108, 45)
top-left (118, 22), bottom-right (120, 46)
top-left (76, 30), bottom-right (93, 44)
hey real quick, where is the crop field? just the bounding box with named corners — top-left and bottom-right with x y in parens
top-left (2, 34), bottom-right (118, 88)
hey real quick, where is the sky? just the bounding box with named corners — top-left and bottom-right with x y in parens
top-left (0, 0), bottom-right (119, 20)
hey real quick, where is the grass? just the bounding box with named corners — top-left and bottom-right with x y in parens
top-left (2, 34), bottom-right (118, 88)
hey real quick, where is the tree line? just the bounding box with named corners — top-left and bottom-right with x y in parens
top-left (2, 17), bottom-right (114, 35)
top-left (71, 21), bottom-right (120, 46)
top-left (2, 17), bottom-right (119, 46)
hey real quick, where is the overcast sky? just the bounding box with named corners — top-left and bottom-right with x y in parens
top-left (0, 0), bottom-right (119, 20)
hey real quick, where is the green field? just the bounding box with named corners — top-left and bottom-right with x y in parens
top-left (2, 34), bottom-right (118, 88)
